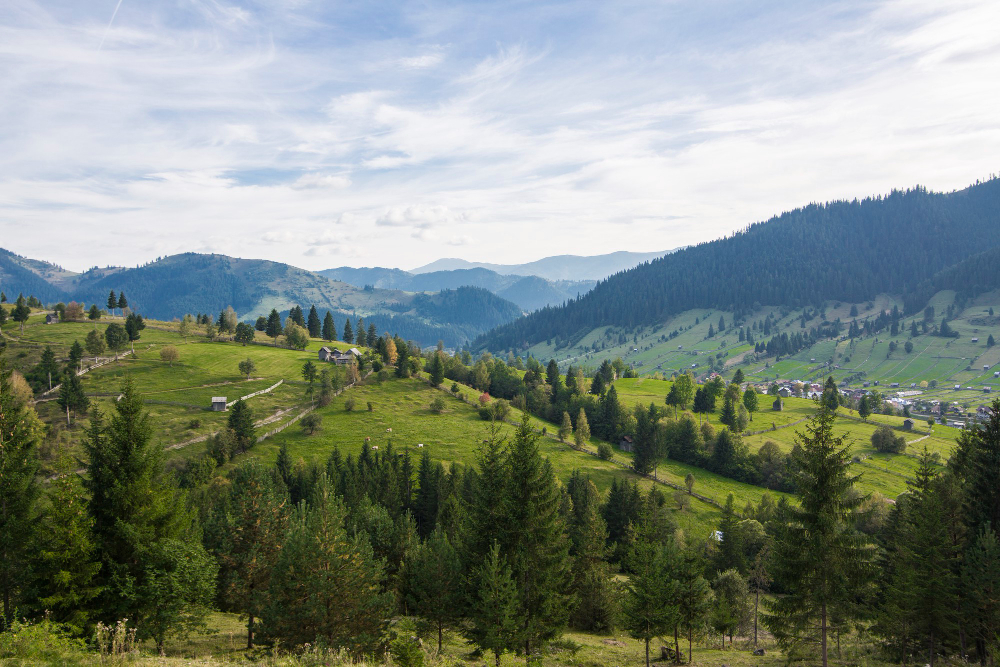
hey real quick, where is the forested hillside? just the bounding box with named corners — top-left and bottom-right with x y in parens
top-left (476, 178), bottom-right (1000, 353)
top-left (904, 243), bottom-right (1000, 313)
top-left (0, 252), bottom-right (523, 347)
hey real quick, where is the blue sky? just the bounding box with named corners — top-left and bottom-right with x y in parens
top-left (1, 0), bottom-right (999, 272)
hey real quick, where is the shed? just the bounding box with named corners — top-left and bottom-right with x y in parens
top-left (772, 398), bottom-right (783, 411)
top-left (973, 338), bottom-right (980, 343)
top-left (318, 346), bottom-right (334, 362)
top-left (619, 435), bottom-right (634, 453)
top-left (778, 387), bottom-right (792, 398)
top-left (211, 397), bottom-right (227, 412)
top-left (902, 418), bottom-right (914, 431)
top-left (45, 313), bottom-right (59, 324)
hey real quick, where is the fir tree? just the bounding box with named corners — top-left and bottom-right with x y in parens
top-left (343, 318), bottom-right (353, 343)
top-left (57, 369), bottom-right (89, 425)
top-left (502, 415), bottom-right (575, 656)
top-left (546, 359), bottom-right (562, 396)
top-left (88, 303), bottom-right (101, 320)
top-left (413, 450), bottom-right (441, 537)
top-left (676, 541), bottom-right (713, 664)
top-left (265, 309), bottom-right (282, 345)
top-left (368, 323), bottom-right (377, 346)
top-left (624, 533), bottom-right (679, 667)
top-left (106, 290), bottom-right (117, 317)
top-left (68, 340), bottom-right (84, 373)
top-left (858, 395), bottom-right (871, 422)
top-left (36, 345), bottom-right (59, 390)
top-left (0, 360), bottom-right (41, 630)
top-left (765, 408), bottom-right (877, 667)
top-left (117, 292), bottom-right (128, 313)
top-left (104, 322), bottom-right (128, 360)
top-left (963, 526), bottom-right (1000, 661)
top-left (428, 352), bottom-right (445, 387)
top-left (227, 399), bottom-right (256, 454)
top-left (712, 569), bottom-right (752, 648)
top-left (84, 378), bottom-right (216, 650)
top-left (465, 542), bottom-right (521, 667)
top-left (355, 319), bottom-right (367, 346)
top-left (85, 328), bottom-right (105, 358)
top-left (32, 468), bottom-right (102, 635)
top-left (322, 311), bottom-right (336, 341)
top-left (263, 474), bottom-right (392, 653)
top-left (12, 293), bottom-right (31, 334)
top-left (405, 528), bottom-right (463, 652)
top-left (568, 477), bottom-right (618, 633)
top-left (306, 305), bottom-right (321, 338)
top-left (215, 459), bottom-right (288, 648)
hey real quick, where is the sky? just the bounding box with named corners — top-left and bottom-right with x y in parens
top-left (1, 0), bottom-right (999, 273)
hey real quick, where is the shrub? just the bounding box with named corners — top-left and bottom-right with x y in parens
top-left (0, 619), bottom-right (89, 663)
top-left (871, 425), bottom-right (906, 454)
top-left (345, 398), bottom-right (356, 412)
top-left (367, 401), bottom-right (374, 412)
top-left (597, 442), bottom-right (614, 460)
top-left (451, 382), bottom-right (460, 393)
top-left (429, 397), bottom-right (445, 414)
top-left (187, 418), bottom-right (201, 429)
top-left (300, 413), bottom-right (322, 435)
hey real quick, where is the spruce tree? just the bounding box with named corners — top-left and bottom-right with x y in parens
top-left (12, 293), bottom-right (30, 333)
top-left (104, 322), bottom-right (128, 360)
top-left (676, 541), bottom-right (713, 664)
top-left (858, 395), bottom-right (871, 422)
top-left (343, 318), bottom-right (353, 343)
top-left (106, 290), bottom-right (117, 317)
top-left (84, 378), bottom-right (216, 649)
top-left (227, 399), bottom-right (256, 454)
top-left (568, 478), bottom-right (617, 633)
top-left (368, 323), bottom-right (377, 346)
top-left (57, 369), bottom-right (89, 425)
top-left (216, 458), bottom-right (288, 648)
top-left (413, 450), bottom-right (442, 537)
top-left (68, 340), bottom-right (84, 373)
top-left (355, 318), bottom-right (367, 346)
top-left (405, 528), bottom-right (463, 652)
top-left (32, 468), bottom-right (102, 635)
top-left (466, 542), bottom-right (521, 667)
top-left (322, 311), bottom-right (336, 341)
top-left (429, 352), bottom-right (445, 387)
top-left (0, 360), bottom-right (41, 630)
top-left (263, 474), bottom-right (392, 653)
top-left (117, 292), bottom-right (128, 313)
top-left (88, 303), bottom-right (101, 320)
top-left (265, 309), bottom-right (282, 345)
top-left (963, 526), bottom-right (1000, 661)
top-left (502, 415), bottom-right (574, 656)
top-left (765, 408), bottom-right (877, 667)
top-left (624, 533), bottom-right (679, 667)
top-left (36, 345), bottom-right (59, 390)
top-left (306, 305), bottom-right (321, 338)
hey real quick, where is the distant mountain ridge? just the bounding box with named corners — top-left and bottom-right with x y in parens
top-left (474, 178), bottom-right (1000, 353)
top-left (0, 250), bottom-right (522, 347)
top-left (318, 266), bottom-right (595, 312)
top-left (410, 249), bottom-right (676, 281)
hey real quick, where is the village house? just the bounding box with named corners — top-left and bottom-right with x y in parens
top-left (45, 313), bottom-right (59, 324)
top-left (318, 347), bottom-right (361, 364)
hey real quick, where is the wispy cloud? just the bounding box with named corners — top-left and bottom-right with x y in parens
top-left (1, 0), bottom-right (999, 272)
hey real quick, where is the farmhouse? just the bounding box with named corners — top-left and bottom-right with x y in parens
top-left (211, 397), bottom-right (227, 412)
top-left (778, 387), bottom-right (792, 398)
top-left (45, 313), bottom-right (59, 324)
top-left (319, 347), bottom-right (361, 364)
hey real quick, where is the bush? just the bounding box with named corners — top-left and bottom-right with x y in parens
top-left (451, 382), bottom-right (460, 393)
top-left (0, 619), bottom-right (89, 663)
top-left (345, 398), bottom-right (356, 412)
top-left (597, 442), bottom-right (614, 460)
top-left (429, 397), bottom-right (445, 414)
top-left (871, 425), bottom-right (906, 454)
top-left (367, 401), bottom-right (374, 412)
top-left (300, 412), bottom-right (322, 435)
top-left (187, 418), bottom-right (201, 429)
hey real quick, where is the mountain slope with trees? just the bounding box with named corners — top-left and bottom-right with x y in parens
top-left (475, 177), bottom-right (1000, 353)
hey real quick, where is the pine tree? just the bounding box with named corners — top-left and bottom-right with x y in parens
top-left (68, 340), bottom-right (84, 373)
top-left (263, 474), bottom-right (392, 653)
top-left (466, 542), bottom-right (521, 667)
top-left (502, 415), bottom-right (575, 657)
top-left (307, 305), bottom-right (321, 338)
top-left (405, 528), bottom-right (463, 652)
top-left (719, 393), bottom-right (738, 428)
top-left (32, 468), bottom-right (102, 636)
top-left (712, 569), bottom-right (752, 648)
top-left (117, 292), bottom-right (128, 313)
top-left (322, 311), bottom-right (336, 341)
top-left (567, 477), bottom-right (618, 633)
top-left (858, 395), bottom-right (871, 422)
top-left (963, 526), bottom-right (1000, 661)
top-left (88, 303), bottom-right (101, 320)
top-left (343, 318), bottom-right (353, 343)
top-left (104, 322), bottom-right (128, 360)
top-left (216, 459), bottom-right (288, 648)
top-left (0, 360), bottom-right (41, 630)
top-left (732, 368), bottom-right (745, 385)
top-left (85, 328), bottom-right (105, 359)
top-left (106, 290), bottom-right (117, 317)
top-left (413, 450), bottom-right (442, 537)
top-left (765, 408), bottom-right (877, 667)
top-left (84, 378), bottom-right (216, 649)
top-left (368, 323), bottom-right (376, 345)
top-left (124, 312), bottom-right (145, 352)
top-left (677, 541), bottom-right (713, 664)
top-left (546, 359), bottom-right (562, 396)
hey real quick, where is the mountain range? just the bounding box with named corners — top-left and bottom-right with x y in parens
top-left (474, 177), bottom-right (1000, 353)
top-left (409, 249), bottom-right (675, 281)
top-left (0, 251), bottom-right (521, 348)
top-left (318, 266), bottom-right (595, 312)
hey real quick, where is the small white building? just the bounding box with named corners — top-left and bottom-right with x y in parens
top-left (211, 397), bottom-right (227, 411)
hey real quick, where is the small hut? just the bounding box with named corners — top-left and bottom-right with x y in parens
top-left (211, 397), bottom-right (227, 412)
top-left (772, 397), bottom-right (783, 411)
top-left (619, 435), bottom-right (634, 452)
top-left (902, 418), bottom-right (914, 431)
